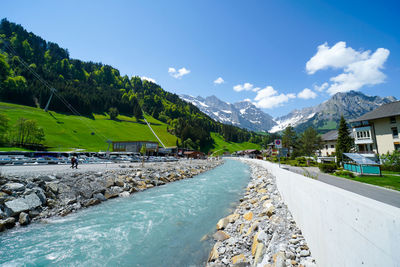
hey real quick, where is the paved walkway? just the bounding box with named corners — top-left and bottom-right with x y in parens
top-left (282, 164), bottom-right (400, 208)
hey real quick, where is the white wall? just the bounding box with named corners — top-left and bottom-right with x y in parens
top-left (246, 159), bottom-right (400, 267)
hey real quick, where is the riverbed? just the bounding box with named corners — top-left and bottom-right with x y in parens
top-left (0, 159), bottom-right (250, 266)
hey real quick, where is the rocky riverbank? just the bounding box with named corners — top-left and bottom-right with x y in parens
top-left (207, 159), bottom-right (316, 267)
top-left (0, 159), bottom-right (222, 232)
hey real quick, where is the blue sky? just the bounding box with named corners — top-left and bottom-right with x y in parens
top-left (2, 0), bottom-right (400, 117)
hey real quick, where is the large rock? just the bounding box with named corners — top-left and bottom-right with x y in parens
top-left (4, 193), bottom-right (43, 216)
top-left (213, 230), bottom-right (230, 241)
top-left (208, 242), bottom-right (220, 262)
top-left (216, 217), bottom-right (229, 230)
top-left (4, 183), bottom-right (25, 192)
top-left (19, 212), bottom-right (30, 226)
top-left (119, 191), bottom-right (130, 198)
top-left (2, 217), bottom-right (16, 229)
top-left (46, 182), bottom-right (59, 194)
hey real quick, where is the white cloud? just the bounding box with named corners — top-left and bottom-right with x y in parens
top-left (233, 82), bottom-right (254, 92)
top-left (168, 67), bottom-right (191, 79)
top-left (306, 42), bottom-right (390, 95)
top-left (327, 48), bottom-right (389, 94)
top-left (253, 86), bottom-right (296, 109)
top-left (306, 41), bottom-right (369, 74)
top-left (214, 77), bottom-right (225, 84)
top-left (313, 82), bottom-right (329, 92)
top-left (140, 76), bottom-right (156, 83)
top-left (298, 88), bottom-right (317, 99)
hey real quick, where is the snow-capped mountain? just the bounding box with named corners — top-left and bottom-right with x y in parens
top-left (271, 91), bottom-right (397, 133)
top-left (180, 95), bottom-right (276, 132)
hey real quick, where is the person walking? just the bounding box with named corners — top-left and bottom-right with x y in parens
top-left (70, 156), bottom-right (76, 169)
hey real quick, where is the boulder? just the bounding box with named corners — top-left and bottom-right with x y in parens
top-left (105, 177), bottom-right (115, 188)
top-left (119, 191), bottom-right (130, 198)
top-left (4, 198), bottom-right (29, 216)
top-left (24, 193), bottom-right (43, 208)
top-left (227, 213), bottom-right (240, 223)
top-left (19, 212), bottom-right (30, 226)
top-left (4, 182), bottom-right (25, 192)
top-left (83, 198), bottom-right (100, 207)
top-left (93, 193), bottom-right (106, 202)
top-left (46, 182), bottom-right (59, 194)
top-left (213, 230), bottom-right (230, 241)
top-left (208, 242), bottom-right (220, 262)
top-left (3, 217), bottom-right (16, 229)
top-left (216, 217), bottom-right (229, 230)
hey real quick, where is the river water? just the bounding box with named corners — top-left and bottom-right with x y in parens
top-left (0, 159), bottom-right (250, 266)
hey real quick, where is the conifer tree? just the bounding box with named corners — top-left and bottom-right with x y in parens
top-left (336, 115), bottom-right (354, 165)
top-left (282, 125), bottom-right (297, 157)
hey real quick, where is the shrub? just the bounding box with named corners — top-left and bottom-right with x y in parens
top-left (335, 170), bottom-right (355, 178)
top-left (108, 107), bottom-right (119, 120)
top-left (380, 151), bottom-right (400, 172)
top-left (319, 163), bottom-right (337, 173)
top-left (296, 157), bottom-right (307, 164)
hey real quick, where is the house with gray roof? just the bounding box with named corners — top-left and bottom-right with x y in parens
top-left (320, 130), bottom-right (338, 157)
top-left (350, 101), bottom-right (400, 156)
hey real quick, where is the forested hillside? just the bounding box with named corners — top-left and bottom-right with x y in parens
top-left (0, 19), bottom-right (267, 151)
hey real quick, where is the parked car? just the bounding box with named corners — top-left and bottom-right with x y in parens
top-left (0, 156), bottom-right (12, 165)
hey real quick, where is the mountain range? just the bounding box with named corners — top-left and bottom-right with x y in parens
top-left (181, 91), bottom-right (397, 133)
top-left (180, 95), bottom-right (276, 132)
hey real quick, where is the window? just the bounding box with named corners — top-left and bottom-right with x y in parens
top-left (367, 131), bottom-right (370, 138)
top-left (395, 143), bottom-right (400, 151)
top-left (331, 145), bottom-right (335, 148)
top-left (392, 127), bottom-right (399, 139)
top-left (325, 145), bottom-right (328, 149)
top-left (357, 132), bottom-right (360, 138)
top-left (390, 116), bottom-right (396, 124)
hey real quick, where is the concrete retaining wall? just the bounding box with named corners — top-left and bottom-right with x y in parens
top-left (250, 159), bottom-right (400, 267)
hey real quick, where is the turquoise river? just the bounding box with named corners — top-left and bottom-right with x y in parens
top-left (0, 159), bottom-right (250, 266)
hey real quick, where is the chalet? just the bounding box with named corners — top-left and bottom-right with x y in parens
top-left (350, 101), bottom-right (400, 157)
top-left (320, 130), bottom-right (338, 157)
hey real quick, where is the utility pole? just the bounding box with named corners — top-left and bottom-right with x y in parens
top-left (44, 88), bottom-right (56, 112)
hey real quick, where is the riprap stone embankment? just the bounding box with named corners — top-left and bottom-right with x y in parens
top-left (0, 160), bottom-right (222, 232)
top-left (207, 159), bottom-right (316, 267)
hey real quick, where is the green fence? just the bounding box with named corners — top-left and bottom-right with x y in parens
top-left (344, 163), bottom-right (381, 175)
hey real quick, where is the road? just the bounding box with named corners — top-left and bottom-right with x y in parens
top-left (282, 164), bottom-right (400, 208)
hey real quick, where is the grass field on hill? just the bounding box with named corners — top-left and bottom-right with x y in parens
top-left (208, 132), bottom-right (261, 155)
top-left (0, 102), bottom-right (178, 152)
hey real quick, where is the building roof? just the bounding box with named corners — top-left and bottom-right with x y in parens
top-left (351, 101), bottom-right (400, 122)
top-left (321, 130), bottom-right (338, 141)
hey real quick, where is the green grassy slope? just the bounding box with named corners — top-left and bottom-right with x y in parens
top-left (0, 102), bottom-right (178, 151)
top-left (207, 132), bottom-right (262, 155)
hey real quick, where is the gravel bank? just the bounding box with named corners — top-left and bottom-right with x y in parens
top-left (0, 159), bottom-right (222, 232)
top-left (207, 159), bottom-right (317, 267)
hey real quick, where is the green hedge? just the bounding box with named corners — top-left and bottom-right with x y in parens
top-left (319, 163), bottom-right (337, 173)
top-left (335, 170), bottom-right (355, 178)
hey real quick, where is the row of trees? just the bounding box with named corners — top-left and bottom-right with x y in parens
top-left (0, 19), bottom-right (260, 151)
top-left (281, 116), bottom-right (354, 165)
top-left (0, 113), bottom-right (45, 148)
